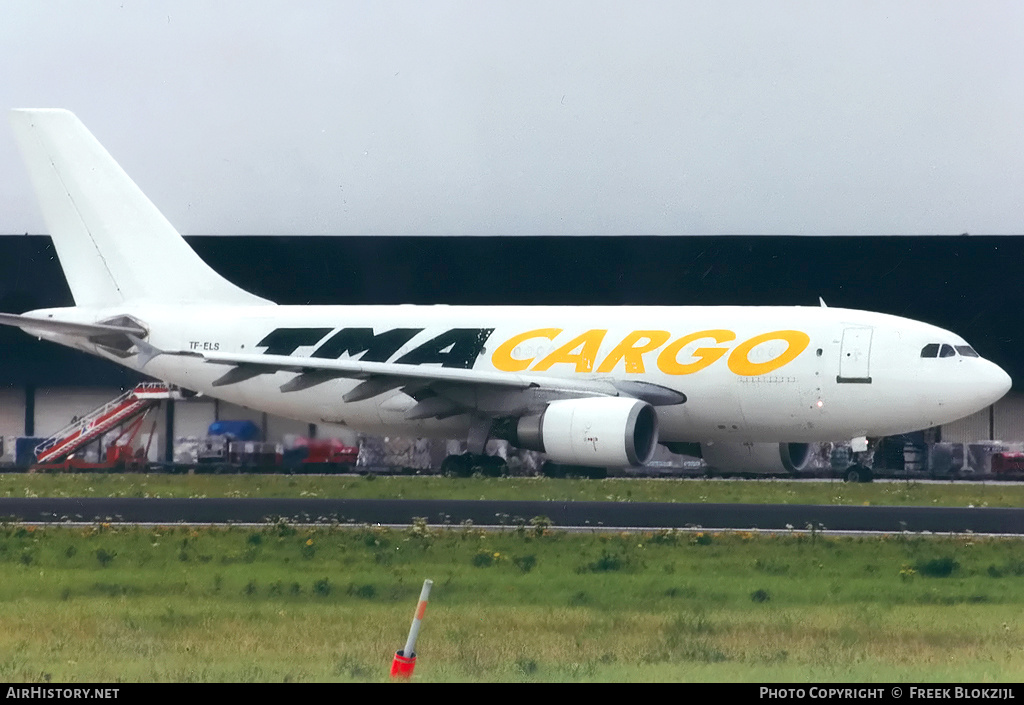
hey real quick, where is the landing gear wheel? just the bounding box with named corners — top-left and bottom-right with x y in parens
top-left (441, 453), bottom-right (474, 477)
top-left (843, 464), bottom-right (874, 483)
top-left (441, 453), bottom-right (508, 477)
top-left (474, 454), bottom-right (508, 477)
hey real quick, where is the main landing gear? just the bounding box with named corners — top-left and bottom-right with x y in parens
top-left (440, 452), bottom-right (507, 477)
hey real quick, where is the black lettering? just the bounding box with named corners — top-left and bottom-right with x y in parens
top-left (312, 328), bottom-right (422, 362)
top-left (395, 328), bottom-right (494, 369)
top-left (257, 328), bottom-right (332, 356)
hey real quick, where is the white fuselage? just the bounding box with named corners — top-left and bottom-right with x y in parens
top-left (33, 302), bottom-right (1012, 445)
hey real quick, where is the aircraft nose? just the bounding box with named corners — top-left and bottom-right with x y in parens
top-left (930, 358), bottom-right (1011, 423)
top-left (986, 361), bottom-right (1013, 403)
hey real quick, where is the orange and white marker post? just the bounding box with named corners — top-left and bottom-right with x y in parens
top-left (390, 579), bottom-right (433, 679)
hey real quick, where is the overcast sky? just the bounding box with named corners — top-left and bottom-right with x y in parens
top-left (1, 1), bottom-right (1022, 236)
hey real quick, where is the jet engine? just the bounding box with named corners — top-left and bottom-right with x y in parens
top-left (699, 442), bottom-right (812, 476)
top-left (514, 397), bottom-right (658, 467)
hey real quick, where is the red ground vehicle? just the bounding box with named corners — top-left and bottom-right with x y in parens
top-left (284, 437), bottom-right (359, 471)
top-left (991, 452), bottom-right (1024, 476)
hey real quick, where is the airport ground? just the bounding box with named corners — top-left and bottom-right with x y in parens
top-left (4, 471), bottom-right (1024, 507)
top-left (1, 521), bottom-right (1022, 682)
top-left (0, 474), bottom-right (1021, 682)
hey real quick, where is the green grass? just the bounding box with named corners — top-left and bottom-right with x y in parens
top-left (2, 472), bottom-right (1024, 507)
top-left (0, 522), bottom-right (1023, 682)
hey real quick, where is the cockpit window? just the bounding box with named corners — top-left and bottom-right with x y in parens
top-left (922, 342), bottom-right (974, 358)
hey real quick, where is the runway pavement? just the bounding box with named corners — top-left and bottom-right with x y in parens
top-left (0, 497), bottom-right (1021, 534)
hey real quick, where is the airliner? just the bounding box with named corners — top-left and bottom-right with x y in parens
top-left (1, 109), bottom-right (1012, 480)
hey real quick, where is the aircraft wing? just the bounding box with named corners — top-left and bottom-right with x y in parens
top-left (180, 350), bottom-right (686, 420)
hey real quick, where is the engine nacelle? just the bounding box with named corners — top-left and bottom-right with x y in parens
top-left (515, 397), bottom-right (659, 467)
top-left (700, 442), bottom-right (812, 475)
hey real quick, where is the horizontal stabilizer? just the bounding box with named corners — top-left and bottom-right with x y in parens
top-left (0, 312), bottom-right (147, 338)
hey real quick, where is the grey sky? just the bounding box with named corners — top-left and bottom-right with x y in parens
top-left (1, 1), bottom-right (1022, 236)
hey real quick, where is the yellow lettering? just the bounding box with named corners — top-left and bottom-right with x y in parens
top-left (533, 329), bottom-right (608, 372)
top-left (596, 330), bottom-right (671, 373)
top-left (495, 327), bottom-right (810, 377)
top-left (491, 328), bottom-right (563, 372)
top-left (657, 330), bottom-right (735, 375)
top-left (727, 330), bottom-right (810, 376)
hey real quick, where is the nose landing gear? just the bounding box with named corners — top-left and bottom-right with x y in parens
top-left (842, 464), bottom-right (874, 483)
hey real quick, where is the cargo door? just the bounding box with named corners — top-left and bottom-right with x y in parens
top-left (838, 327), bottom-right (872, 383)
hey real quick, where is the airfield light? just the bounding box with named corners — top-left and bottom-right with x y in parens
top-left (390, 579), bottom-right (433, 679)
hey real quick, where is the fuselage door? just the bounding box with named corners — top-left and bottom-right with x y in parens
top-left (838, 327), bottom-right (872, 383)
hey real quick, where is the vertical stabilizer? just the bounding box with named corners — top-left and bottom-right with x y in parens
top-left (9, 109), bottom-right (269, 307)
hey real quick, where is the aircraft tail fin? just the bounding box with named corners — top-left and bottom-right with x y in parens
top-left (9, 109), bottom-right (269, 307)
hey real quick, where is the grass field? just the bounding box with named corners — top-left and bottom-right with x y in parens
top-left (3, 472), bottom-right (1024, 507)
top-left (1, 521), bottom-right (1023, 682)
